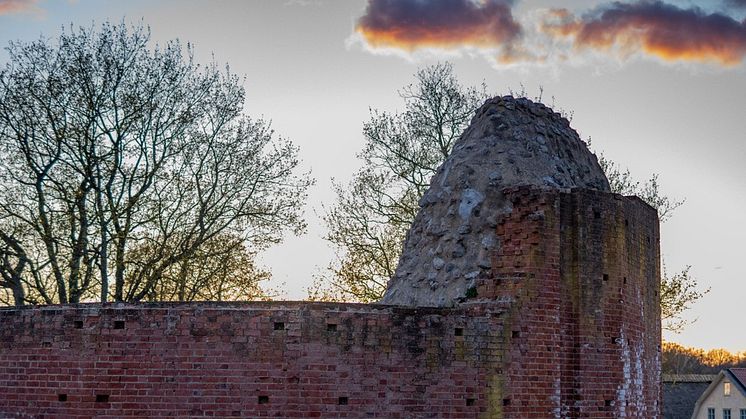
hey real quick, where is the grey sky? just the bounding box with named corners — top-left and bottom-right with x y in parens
top-left (1, 0), bottom-right (744, 351)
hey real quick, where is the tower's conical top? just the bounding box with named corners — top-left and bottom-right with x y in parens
top-left (381, 95), bottom-right (610, 306)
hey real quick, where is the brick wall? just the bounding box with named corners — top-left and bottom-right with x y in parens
top-left (0, 187), bottom-right (661, 418)
top-left (558, 189), bottom-right (661, 417)
top-left (0, 302), bottom-right (507, 418)
top-left (474, 187), bottom-right (661, 418)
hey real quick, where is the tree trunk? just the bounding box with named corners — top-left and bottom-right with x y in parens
top-left (114, 234), bottom-right (126, 302)
top-left (11, 282), bottom-right (25, 306)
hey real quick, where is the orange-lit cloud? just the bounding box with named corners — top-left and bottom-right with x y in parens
top-left (355, 0), bottom-right (522, 51)
top-left (0, 0), bottom-right (36, 15)
top-left (543, 1), bottom-right (746, 66)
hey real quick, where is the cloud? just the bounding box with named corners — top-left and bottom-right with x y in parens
top-left (284, 0), bottom-right (324, 6)
top-left (0, 0), bottom-right (37, 15)
top-left (542, 1), bottom-right (746, 66)
top-left (354, 0), bottom-right (522, 53)
top-left (725, 0), bottom-right (746, 8)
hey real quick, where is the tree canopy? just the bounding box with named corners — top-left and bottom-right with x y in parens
top-left (0, 22), bottom-right (312, 305)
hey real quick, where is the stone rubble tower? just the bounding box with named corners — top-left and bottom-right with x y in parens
top-left (382, 95), bottom-right (610, 306)
top-left (381, 95), bottom-right (662, 417)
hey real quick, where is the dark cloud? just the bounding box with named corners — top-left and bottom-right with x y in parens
top-left (725, 0), bottom-right (746, 8)
top-left (543, 1), bottom-right (746, 66)
top-left (0, 0), bottom-right (36, 15)
top-left (355, 0), bottom-right (522, 51)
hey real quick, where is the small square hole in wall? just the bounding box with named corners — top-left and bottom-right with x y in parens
top-left (258, 395), bottom-right (269, 404)
top-left (95, 394), bottom-right (109, 403)
top-left (338, 396), bottom-right (348, 405)
top-left (511, 331), bottom-right (520, 339)
top-left (327, 323), bottom-right (337, 332)
top-left (605, 399), bottom-right (613, 407)
top-left (58, 394), bottom-right (67, 402)
top-left (594, 210), bottom-right (601, 219)
top-left (273, 322), bottom-right (285, 331)
top-left (623, 277), bottom-right (627, 284)
top-left (466, 398), bottom-right (476, 406)
top-left (603, 274), bottom-right (609, 282)
top-left (454, 328), bottom-right (464, 337)
top-left (503, 398), bottom-right (511, 406)
top-left (113, 320), bottom-right (125, 329)
top-left (624, 219), bottom-right (629, 227)
top-left (74, 320), bottom-right (83, 329)
top-left (611, 337), bottom-right (620, 345)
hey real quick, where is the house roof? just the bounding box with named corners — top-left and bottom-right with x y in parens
top-left (690, 369), bottom-right (746, 419)
top-left (730, 368), bottom-right (746, 389)
top-left (664, 379), bottom-right (712, 419)
top-left (663, 374), bottom-right (717, 383)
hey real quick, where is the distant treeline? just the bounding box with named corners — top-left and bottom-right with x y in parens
top-left (663, 342), bottom-right (746, 374)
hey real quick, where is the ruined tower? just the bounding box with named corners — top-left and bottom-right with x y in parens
top-left (383, 95), bottom-right (610, 307)
top-left (384, 95), bottom-right (663, 417)
top-left (0, 96), bottom-right (661, 418)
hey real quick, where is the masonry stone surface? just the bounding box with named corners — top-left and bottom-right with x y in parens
top-left (382, 96), bottom-right (609, 307)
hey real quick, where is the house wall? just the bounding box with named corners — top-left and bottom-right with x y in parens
top-left (0, 187), bottom-right (662, 418)
top-left (695, 375), bottom-right (746, 419)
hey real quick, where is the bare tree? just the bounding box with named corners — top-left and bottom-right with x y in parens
top-left (0, 22), bottom-right (312, 304)
top-left (126, 233), bottom-right (271, 302)
top-left (312, 63), bottom-right (488, 302)
top-left (597, 154), bottom-right (708, 332)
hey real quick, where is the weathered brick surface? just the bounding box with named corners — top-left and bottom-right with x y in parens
top-left (474, 187), bottom-right (661, 418)
top-left (0, 302), bottom-right (505, 418)
top-left (0, 187), bottom-right (660, 418)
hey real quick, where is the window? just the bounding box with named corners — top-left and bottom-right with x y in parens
top-left (724, 408), bottom-right (732, 419)
top-left (708, 408), bottom-right (716, 419)
top-left (725, 382), bottom-right (732, 396)
top-left (740, 409), bottom-right (746, 419)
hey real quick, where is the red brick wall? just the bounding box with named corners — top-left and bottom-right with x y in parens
top-left (558, 190), bottom-right (661, 417)
top-left (0, 187), bottom-right (661, 418)
top-left (474, 187), bottom-right (661, 418)
top-left (0, 302), bottom-right (505, 418)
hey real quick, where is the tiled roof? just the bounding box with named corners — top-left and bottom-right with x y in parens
top-left (663, 380), bottom-right (711, 419)
top-left (662, 374), bottom-right (717, 383)
top-left (729, 368), bottom-right (746, 388)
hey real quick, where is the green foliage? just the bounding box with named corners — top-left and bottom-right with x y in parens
top-left (660, 265), bottom-right (709, 333)
top-left (595, 148), bottom-right (707, 333)
top-left (597, 153), bottom-right (684, 222)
